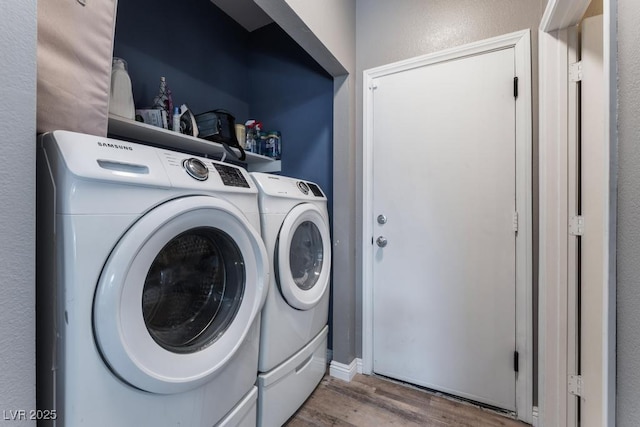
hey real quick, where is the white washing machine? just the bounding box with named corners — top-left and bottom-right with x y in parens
top-left (36, 130), bottom-right (269, 426)
top-left (249, 172), bottom-right (332, 427)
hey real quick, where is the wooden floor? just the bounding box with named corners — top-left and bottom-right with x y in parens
top-left (286, 374), bottom-right (530, 427)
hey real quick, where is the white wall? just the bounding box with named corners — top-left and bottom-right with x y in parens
top-left (0, 0), bottom-right (37, 422)
top-left (616, 0), bottom-right (640, 424)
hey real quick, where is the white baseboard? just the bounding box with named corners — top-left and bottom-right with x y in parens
top-left (532, 406), bottom-right (539, 427)
top-left (329, 358), bottom-right (363, 382)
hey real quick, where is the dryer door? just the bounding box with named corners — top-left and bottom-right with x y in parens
top-left (93, 196), bottom-right (268, 394)
top-left (276, 203), bottom-right (331, 310)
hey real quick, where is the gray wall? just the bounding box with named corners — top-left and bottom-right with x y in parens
top-left (616, 0), bottom-right (640, 424)
top-left (355, 0), bottom-right (545, 356)
top-left (285, 0), bottom-right (356, 72)
top-left (0, 0), bottom-right (37, 423)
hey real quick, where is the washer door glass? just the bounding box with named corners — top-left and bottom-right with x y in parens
top-left (289, 221), bottom-right (324, 291)
top-left (142, 227), bottom-right (244, 354)
top-left (276, 203), bottom-right (331, 310)
top-left (94, 196), bottom-right (268, 395)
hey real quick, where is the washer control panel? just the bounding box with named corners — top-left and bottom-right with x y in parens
top-left (213, 163), bottom-right (250, 188)
top-left (45, 131), bottom-right (257, 193)
top-left (160, 151), bottom-right (254, 191)
top-left (307, 182), bottom-right (324, 197)
top-left (182, 158), bottom-right (209, 181)
top-left (297, 181), bottom-right (310, 195)
top-left (250, 172), bottom-right (327, 201)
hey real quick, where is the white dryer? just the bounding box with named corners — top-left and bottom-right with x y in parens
top-left (36, 130), bottom-right (269, 426)
top-left (249, 172), bottom-right (332, 427)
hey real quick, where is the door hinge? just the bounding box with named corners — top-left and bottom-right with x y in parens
top-left (569, 215), bottom-right (584, 236)
top-left (568, 374), bottom-right (583, 397)
top-left (569, 61), bottom-right (583, 82)
top-left (513, 76), bottom-right (519, 99)
top-left (512, 211), bottom-right (519, 233)
top-left (513, 351), bottom-right (519, 373)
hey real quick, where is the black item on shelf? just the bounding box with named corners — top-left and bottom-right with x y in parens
top-left (194, 109), bottom-right (246, 161)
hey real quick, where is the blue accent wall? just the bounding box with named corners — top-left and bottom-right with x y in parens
top-left (114, 5), bottom-right (333, 221)
top-left (113, 0), bottom-right (250, 118)
top-left (113, 5), bottom-right (333, 211)
top-left (248, 24), bottom-right (334, 221)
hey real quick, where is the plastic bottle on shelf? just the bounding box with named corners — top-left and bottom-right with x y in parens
top-left (172, 106), bottom-right (181, 133)
top-left (266, 131), bottom-right (281, 159)
top-left (260, 134), bottom-right (268, 156)
top-left (244, 120), bottom-right (254, 153)
top-left (235, 124), bottom-right (246, 148)
top-left (255, 122), bottom-right (264, 155)
top-left (152, 77), bottom-right (173, 129)
top-left (245, 120), bottom-right (256, 153)
top-left (109, 58), bottom-right (135, 120)
top-left (263, 133), bottom-right (273, 158)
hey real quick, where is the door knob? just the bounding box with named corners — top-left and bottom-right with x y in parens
top-left (376, 236), bottom-right (388, 247)
top-left (377, 214), bottom-right (387, 225)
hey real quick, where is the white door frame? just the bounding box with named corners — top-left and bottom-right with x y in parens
top-left (361, 30), bottom-right (533, 423)
top-left (538, 1), bottom-right (616, 426)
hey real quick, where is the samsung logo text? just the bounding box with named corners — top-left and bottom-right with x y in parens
top-left (97, 142), bottom-right (133, 151)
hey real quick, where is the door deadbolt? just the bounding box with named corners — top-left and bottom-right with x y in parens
top-left (377, 214), bottom-right (387, 225)
top-left (376, 236), bottom-right (388, 247)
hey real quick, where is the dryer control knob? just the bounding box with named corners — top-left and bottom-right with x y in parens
top-left (183, 158), bottom-right (209, 181)
top-left (297, 181), bottom-right (310, 195)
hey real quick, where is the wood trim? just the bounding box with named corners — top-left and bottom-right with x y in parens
top-left (362, 29), bottom-right (533, 423)
top-left (514, 32), bottom-right (534, 424)
top-left (603, 1), bottom-right (618, 424)
top-left (539, 1), bottom-right (616, 425)
top-left (566, 26), bottom-right (580, 427)
top-left (538, 26), bottom-right (573, 427)
top-left (580, 14), bottom-right (610, 427)
top-left (361, 71), bottom-right (375, 376)
top-left (329, 358), bottom-right (361, 382)
top-left (540, 0), bottom-right (591, 32)
top-left (364, 30), bottom-right (531, 80)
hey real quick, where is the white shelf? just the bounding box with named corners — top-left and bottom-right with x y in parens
top-left (107, 114), bottom-right (281, 173)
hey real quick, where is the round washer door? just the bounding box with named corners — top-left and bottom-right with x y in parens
top-left (93, 196), bottom-right (268, 395)
top-left (276, 203), bottom-right (331, 310)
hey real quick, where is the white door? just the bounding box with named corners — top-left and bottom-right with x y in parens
top-left (371, 48), bottom-right (520, 410)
